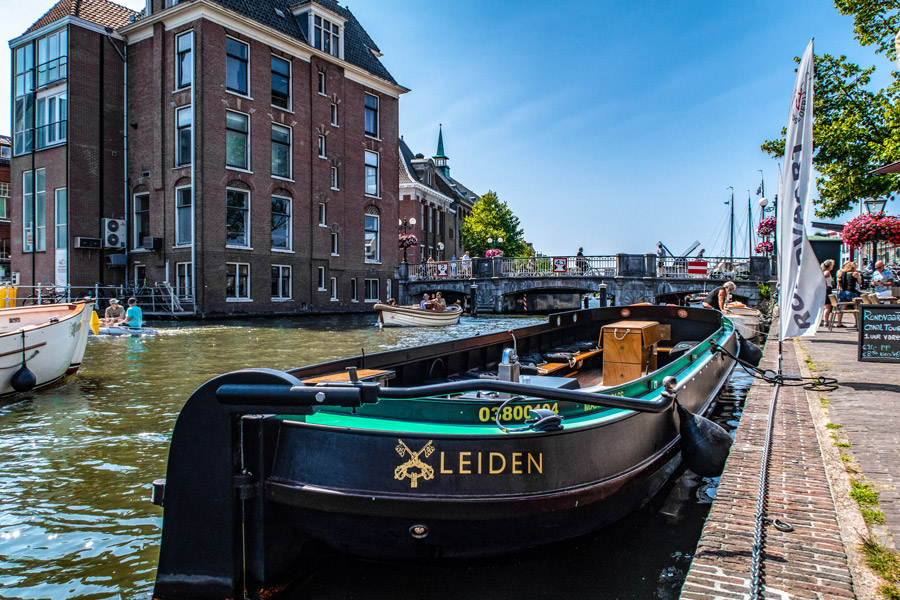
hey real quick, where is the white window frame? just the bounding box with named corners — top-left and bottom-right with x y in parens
top-left (175, 105), bottom-right (192, 166)
top-left (271, 123), bottom-right (292, 180)
top-left (270, 54), bottom-right (291, 110)
top-left (364, 210), bottom-right (380, 263)
top-left (23, 169), bottom-right (46, 252)
top-left (0, 146), bottom-right (10, 159)
top-left (14, 44), bottom-right (35, 156)
top-left (317, 266), bottom-right (326, 291)
top-left (317, 70), bottom-right (326, 95)
top-left (0, 181), bottom-right (9, 219)
top-left (313, 14), bottom-right (342, 58)
top-left (176, 262), bottom-right (192, 298)
top-left (364, 93), bottom-right (379, 139)
top-left (318, 202), bottom-right (327, 227)
top-left (175, 31), bottom-right (193, 90)
top-left (35, 89), bottom-right (67, 149)
top-left (226, 262), bottom-right (251, 301)
top-left (330, 102), bottom-right (339, 127)
top-left (364, 150), bottom-right (379, 197)
top-left (318, 134), bottom-right (326, 159)
top-left (364, 279), bottom-right (379, 302)
top-left (271, 195), bottom-right (292, 251)
top-left (225, 36), bottom-right (250, 97)
top-left (331, 165), bottom-right (339, 190)
top-left (226, 110), bottom-right (250, 171)
top-left (330, 276), bottom-right (338, 301)
top-left (133, 192), bottom-right (150, 250)
top-left (331, 231), bottom-right (339, 256)
top-left (272, 264), bottom-right (292, 300)
top-left (175, 185), bottom-right (192, 246)
top-left (225, 187), bottom-right (251, 249)
top-left (351, 277), bottom-right (358, 302)
top-left (36, 28), bottom-right (67, 89)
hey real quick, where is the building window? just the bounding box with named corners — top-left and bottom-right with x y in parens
top-left (0, 182), bottom-right (8, 219)
top-left (365, 207), bottom-right (380, 262)
top-left (271, 55), bottom-right (290, 109)
top-left (331, 166), bottom-right (339, 190)
top-left (226, 188), bottom-right (250, 247)
top-left (318, 135), bottom-right (326, 158)
top-left (317, 266), bottom-right (326, 290)
top-left (226, 110), bottom-right (249, 169)
top-left (55, 188), bottom-right (67, 250)
top-left (351, 278), bottom-right (358, 301)
top-left (176, 262), bottom-right (192, 298)
top-left (135, 265), bottom-right (146, 287)
top-left (364, 279), bottom-right (379, 302)
top-left (318, 202), bottom-right (327, 226)
top-left (176, 105), bottom-right (192, 166)
top-left (134, 193), bottom-right (150, 249)
top-left (226, 37), bottom-right (249, 95)
top-left (317, 70), bottom-right (326, 95)
top-left (314, 15), bottom-right (341, 58)
top-left (36, 29), bottom-right (67, 88)
top-left (331, 232), bottom-right (339, 256)
top-left (330, 276), bottom-right (338, 300)
top-left (272, 265), bottom-right (291, 299)
top-left (226, 262), bottom-right (250, 300)
top-left (271, 124), bottom-right (291, 179)
top-left (35, 90), bottom-right (67, 149)
top-left (175, 186), bottom-right (192, 245)
top-left (0, 146), bottom-right (9, 159)
top-left (176, 32), bottom-right (192, 89)
top-left (271, 196), bottom-right (291, 250)
top-left (364, 150), bottom-right (379, 196)
top-left (331, 103), bottom-right (339, 126)
top-left (364, 93), bottom-right (378, 138)
top-left (14, 44), bottom-right (34, 155)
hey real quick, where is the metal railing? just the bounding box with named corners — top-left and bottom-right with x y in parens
top-left (0, 283), bottom-right (194, 315)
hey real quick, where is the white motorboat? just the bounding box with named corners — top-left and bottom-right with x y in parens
top-left (375, 303), bottom-right (462, 327)
top-left (96, 325), bottom-right (158, 337)
top-left (0, 301), bottom-right (94, 395)
top-left (723, 302), bottom-right (764, 339)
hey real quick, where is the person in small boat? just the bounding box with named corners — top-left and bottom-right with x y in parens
top-left (433, 291), bottom-right (447, 310)
top-left (385, 298), bottom-right (397, 306)
top-left (121, 297), bottom-right (143, 329)
top-left (102, 298), bottom-right (125, 325)
top-left (419, 293), bottom-right (432, 309)
top-left (702, 281), bottom-right (736, 311)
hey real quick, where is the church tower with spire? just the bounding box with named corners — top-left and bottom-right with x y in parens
top-left (433, 125), bottom-right (450, 177)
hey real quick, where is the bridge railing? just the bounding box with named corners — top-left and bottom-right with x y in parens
top-left (404, 255), bottom-right (769, 281)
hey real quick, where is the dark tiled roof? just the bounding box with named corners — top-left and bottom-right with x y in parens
top-left (399, 138), bottom-right (420, 184)
top-left (26, 0), bottom-right (138, 34)
top-left (399, 137), bottom-right (479, 209)
top-left (210, 0), bottom-right (397, 85)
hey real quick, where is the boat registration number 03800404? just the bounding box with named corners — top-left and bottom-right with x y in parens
top-left (477, 403), bottom-right (558, 423)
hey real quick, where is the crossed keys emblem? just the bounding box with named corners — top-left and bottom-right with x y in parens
top-left (394, 439), bottom-right (435, 488)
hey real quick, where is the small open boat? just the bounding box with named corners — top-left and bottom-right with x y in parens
top-left (723, 302), bottom-right (764, 339)
top-left (151, 305), bottom-right (750, 599)
top-left (375, 303), bottom-right (462, 327)
top-left (0, 301), bottom-right (94, 396)
top-left (95, 325), bottom-right (158, 337)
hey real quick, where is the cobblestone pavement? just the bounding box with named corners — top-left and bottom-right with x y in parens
top-left (798, 326), bottom-right (900, 547)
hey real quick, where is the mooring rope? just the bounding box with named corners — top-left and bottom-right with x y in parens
top-left (749, 381), bottom-right (779, 599)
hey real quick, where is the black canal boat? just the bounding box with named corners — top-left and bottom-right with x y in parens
top-left (151, 305), bottom-right (742, 599)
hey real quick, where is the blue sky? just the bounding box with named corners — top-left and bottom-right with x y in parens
top-left (1, 0), bottom-right (893, 256)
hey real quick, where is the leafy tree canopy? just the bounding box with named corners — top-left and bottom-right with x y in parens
top-left (834, 0), bottom-right (900, 61)
top-left (460, 191), bottom-right (532, 257)
top-left (761, 53), bottom-right (899, 217)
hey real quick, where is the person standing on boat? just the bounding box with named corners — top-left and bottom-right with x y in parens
top-left (122, 297), bottom-right (143, 329)
top-left (702, 281), bottom-right (736, 311)
top-left (102, 298), bottom-right (125, 326)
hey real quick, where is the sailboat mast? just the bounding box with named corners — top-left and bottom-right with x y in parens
top-left (748, 191), bottom-right (752, 259)
top-left (729, 189), bottom-right (734, 268)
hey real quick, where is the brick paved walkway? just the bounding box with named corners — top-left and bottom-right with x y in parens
top-left (681, 325), bottom-right (862, 599)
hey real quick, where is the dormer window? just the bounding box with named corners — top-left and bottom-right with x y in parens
top-left (295, 6), bottom-right (346, 60)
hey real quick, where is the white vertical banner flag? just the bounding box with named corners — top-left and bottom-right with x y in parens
top-left (778, 39), bottom-right (825, 339)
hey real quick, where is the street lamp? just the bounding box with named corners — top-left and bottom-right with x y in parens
top-left (863, 197), bottom-right (889, 264)
top-left (487, 236), bottom-right (504, 249)
top-left (399, 216), bottom-right (416, 264)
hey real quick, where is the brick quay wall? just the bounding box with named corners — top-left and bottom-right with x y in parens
top-left (680, 322), bottom-right (870, 599)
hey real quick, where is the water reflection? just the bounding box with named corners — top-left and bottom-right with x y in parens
top-left (0, 315), bottom-right (751, 600)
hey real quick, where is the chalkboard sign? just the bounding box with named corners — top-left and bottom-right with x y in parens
top-left (858, 304), bottom-right (900, 363)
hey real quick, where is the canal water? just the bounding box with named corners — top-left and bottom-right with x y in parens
top-left (0, 314), bottom-right (751, 600)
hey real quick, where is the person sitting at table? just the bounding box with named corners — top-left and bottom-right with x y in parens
top-left (872, 260), bottom-right (895, 299)
top-left (835, 261), bottom-right (863, 327)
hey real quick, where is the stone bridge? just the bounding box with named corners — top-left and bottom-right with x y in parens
top-left (396, 254), bottom-right (772, 314)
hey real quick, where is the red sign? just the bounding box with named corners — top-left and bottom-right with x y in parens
top-left (552, 258), bottom-right (567, 273)
top-left (436, 262), bottom-right (450, 277)
top-left (688, 261), bottom-right (708, 275)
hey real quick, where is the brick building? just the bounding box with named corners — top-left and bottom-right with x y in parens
top-left (9, 0), bottom-right (406, 316)
top-left (399, 127), bottom-right (478, 264)
top-left (0, 135), bottom-right (10, 281)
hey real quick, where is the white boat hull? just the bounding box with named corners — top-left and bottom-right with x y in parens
top-left (724, 312), bottom-right (761, 339)
top-left (375, 304), bottom-right (462, 327)
top-left (0, 302), bottom-right (94, 396)
top-left (96, 326), bottom-right (158, 337)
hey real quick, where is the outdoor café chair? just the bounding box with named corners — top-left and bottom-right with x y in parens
top-left (828, 293), bottom-right (858, 330)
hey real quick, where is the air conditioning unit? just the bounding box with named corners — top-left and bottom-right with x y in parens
top-left (101, 219), bottom-right (127, 249)
top-left (75, 236), bottom-right (102, 249)
top-left (142, 236), bottom-right (163, 251)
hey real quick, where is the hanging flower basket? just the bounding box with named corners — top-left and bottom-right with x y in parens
top-left (757, 217), bottom-right (776, 237)
top-left (754, 241), bottom-right (774, 255)
top-left (485, 249), bottom-right (504, 258)
top-left (398, 234), bottom-right (418, 249)
top-left (841, 213), bottom-right (900, 249)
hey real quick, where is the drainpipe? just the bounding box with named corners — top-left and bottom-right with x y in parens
top-left (190, 29), bottom-right (196, 314)
top-left (30, 38), bottom-right (36, 287)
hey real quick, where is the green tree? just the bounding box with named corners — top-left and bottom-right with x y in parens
top-left (761, 53), bottom-right (899, 217)
top-left (834, 0), bottom-right (900, 61)
top-left (460, 190), bottom-right (531, 257)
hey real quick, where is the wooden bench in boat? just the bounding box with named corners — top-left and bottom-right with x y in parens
top-left (301, 369), bottom-right (396, 385)
top-left (537, 347), bottom-right (603, 375)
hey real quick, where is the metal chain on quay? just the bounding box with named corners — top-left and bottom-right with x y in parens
top-left (710, 338), bottom-right (838, 599)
